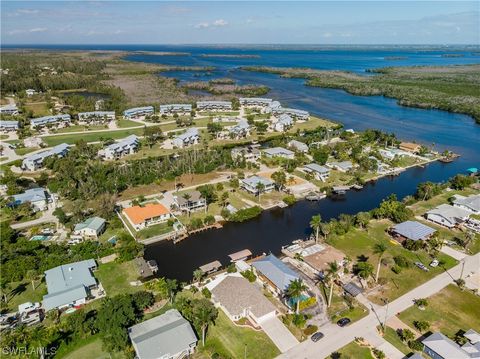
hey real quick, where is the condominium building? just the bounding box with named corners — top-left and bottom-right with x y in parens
top-left (159, 104), bottom-right (192, 115)
top-left (22, 143), bottom-right (69, 171)
top-left (98, 135), bottom-right (139, 160)
top-left (172, 128), bottom-right (200, 148)
top-left (196, 101), bottom-right (232, 111)
top-left (123, 106), bottom-right (154, 119)
top-left (30, 114), bottom-right (71, 130)
top-left (77, 111), bottom-right (115, 124)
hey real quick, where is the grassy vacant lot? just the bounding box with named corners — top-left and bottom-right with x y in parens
top-left (328, 220), bottom-right (457, 304)
top-left (336, 341), bottom-right (374, 359)
top-left (194, 310), bottom-right (280, 359)
top-left (25, 101), bottom-right (50, 116)
top-left (383, 326), bottom-right (414, 356)
top-left (42, 127), bottom-right (148, 146)
top-left (4, 281), bottom-right (46, 312)
top-left (56, 335), bottom-right (126, 359)
top-left (95, 260), bottom-right (143, 296)
top-left (326, 287), bottom-right (369, 323)
top-left (54, 124), bottom-right (108, 134)
top-left (398, 284), bottom-right (480, 337)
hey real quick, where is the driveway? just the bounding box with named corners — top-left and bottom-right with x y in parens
top-left (260, 317), bottom-right (299, 353)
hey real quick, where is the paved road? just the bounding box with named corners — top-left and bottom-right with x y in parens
top-left (279, 252), bottom-right (480, 359)
top-left (10, 206), bottom-right (58, 230)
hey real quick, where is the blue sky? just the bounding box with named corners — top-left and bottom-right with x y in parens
top-left (1, 1), bottom-right (478, 44)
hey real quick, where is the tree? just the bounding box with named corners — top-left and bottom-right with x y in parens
top-left (255, 182), bottom-right (265, 199)
top-left (286, 279), bottom-right (308, 314)
top-left (310, 214), bottom-right (322, 243)
top-left (373, 242), bottom-right (387, 282)
top-left (413, 320), bottom-right (430, 333)
top-left (324, 262), bottom-right (340, 307)
top-left (192, 298), bottom-right (218, 347)
top-left (165, 279), bottom-right (178, 304)
top-left (399, 328), bottom-right (415, 342)
top-left (0, 279), bottom-right (10, 303)
top-left (355, 212), bottom-right (371, 229)
top-left (353, 261), bottom-right (374, 287)
top-left (193, 269), bottom-right (204, 284)
top-left (25, 270), bottom-right (38, 291)
top-left (319, 222), bottom-right (331, 242)
top-left (271, 170), bottom-right (287, 191)
top-left (220, 191), bottom-right (229, 208)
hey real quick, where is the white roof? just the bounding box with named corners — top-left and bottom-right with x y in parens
top-left (423, 332), bottom-right (470, 358)
top-left (263, 147), bottom-right (294, 156)
top-left (426, 204), bottom-right (471, 222)
top-left (453, 194), bottom-right (480, 212)
top-left (304, 163), bottom-right (329, 174)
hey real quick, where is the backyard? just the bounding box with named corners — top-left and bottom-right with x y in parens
top-left (95, 260), bottom-right (143, 296)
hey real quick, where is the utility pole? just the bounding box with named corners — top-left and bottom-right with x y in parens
top-left (460, 260), bottom-right (465, 280)
top-left (383, 298), bottom-right (389, 333)
top-left (244, 344), bottom-right (247, 359)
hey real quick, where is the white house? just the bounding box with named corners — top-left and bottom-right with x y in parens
top-left (98, 135), bottom-right (139, 160)
top-left (0, 120), bottom-right (19, 132)
top-left (72, 217), bottom-right (106, 239)
top-left (425, 204), bottom-right (471, 228)
top-left (453, 194), bottom-right (480, 214)
top-left (303, 163), bottom-right (330, 181)
top-left (22, 143), bottom-right (69, 171)
top-left (228, 120), bottom-right (250, 139)
top-left (263, 147), bottom-right (295, 160)
top-left (288, 140), bottom-right (308, 153)
top-left (272, 107), bottom-right (309, 120)
top-left (327, 160), bottom-right (354, 172)
top-left (12, 187), bottom-right (48, 211)
top-left (274, 114), bottom-right (293, 132)
top-left (77, 111), bottom-right (115, 124)
top-left (172, 127), bottom-right (200, 148)
top-left (159, 104), bottom-right (192, 115)
top-left (123, 106), bottom-right (154, 119)
top-left (173, 190), bottom-right (207, 213)
top-left (30, 114), bottom-right (71, 130)
top-left (26, 89), bottom-right (37, 96)
top-left (241, 175), bottom-right (275, 195)
top-left (231, 146), bottom-right (261, 163)
top-left (196, 101), bottom-right (232, 111)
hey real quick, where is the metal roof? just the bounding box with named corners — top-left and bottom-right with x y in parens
top-left (263, 147), bottom-right (294, 156)
top-left (228, 249), bottom-right (252, 261)
top-left (422, 332), bottom-right (471, 359)
top-left (24, 143), bottom-right (69, 163)
top-left (174, 127), bottom-right (199, 141)
top-left (426, 204), bottom-right (471, 223)
top-left (129, 309), bottom-right (197, 359)
top-left (242, 175), bottom-right (274, 187)
top-left (43, 285), bottom-right (87, 311)
top-left (123, 106), bottom-right (154, 116)
top-left (252, 254), bottom-right (299, 291)
top-left (342, 282), bottom-right (363, 297)
top-left (454, 194), bottom-right (480, 212)
top-left (304, 163), bottom-right (329, 174)
top-left (12, 187), bottom-right (47, 204)
top-left (74, 217), bottom-right (106, 232)
top-left (392, 220), bottom-right (436, 241)
top-left (105, 135), bottom-right (139, 152)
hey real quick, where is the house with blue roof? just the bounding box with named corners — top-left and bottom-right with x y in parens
top-left (123, 106), bottom-right (154, 119)
top-left (11, 187), bottom-right (48, 211)
top-left (30, 114), bottom-right (71, 130)
top-left (241, 175), bottom-right (275, 196)
top-left (172, 128), bottom-right (200, 148)
top-left (22, 143), bottom-right (69, 171)
top-left (390, 220), bottom-right (436, 243)
top-left (73, 217), bottom-right (106, 239)
top-left (42, 259), bottom-right (99, 311)
top-left (252, 254), bottom-right (301, 295)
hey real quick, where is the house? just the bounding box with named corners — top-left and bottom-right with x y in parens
top-left (0, 104), bottom-right (19, 115)
top-left (425, 204), bottom-right (471, 228)
top-left (123, 203), bottom-right (171, 231)
top-left (42, 259), bottom-right (98, 311)
top-left (172, 128), bottom-right (200, 148)
top-left (378, 148), bottom-right (407, 160)
top-left (123, 106), bottom-right (154, 119)
top-left (239, 97), bottom-right (273, 107)
top-left (94, 99), bottom-right (104, 111)
top-left (288, 140), bottom-right (308, 153)
top-left (128, 309), bottom-right (197, 359)
top-left (73, 217), bottom-right (106, 239)
top-left (272, 107), bottom-right (309, 120)
top-left (22, 143), bottom-right (70, 171)
top-left (399, 142), bottom-right (422, 153)
top-left (229, 120), bottom-right (250, 139)
top-left (327, 161), bottom-right (354, 172)
top-left (241, 175), bottom-right (275, 196)
top-left (390, 220), bottom-right (436, 243)
top-left (453, 194), bottom-right (480, 214)
top-left (252, 254), bottom-right (300, 295)
top-left (303, 163), bottom-right (330, 181)
top-left (196, 101), bottom-right (232, 111)
top-left (231, 146), bottom-right (261, 163)
top-left (77, 111), bottom-right (115, 124)
top-left (422, 331), bottom-right (480, 359)
top-left (263, 147), bottom-right (295, 160)
top-left (26, 89), bottom-right (37, 96)
top-left (98, 135), bottom-right (139, 160)
top-left (173, 190), bottom-right (206, 213)
top-left (12, 187), bottom-right (48, 211)
top-left (159, 104), bottom-right (192, 115)
top-left (274, 114), bottom-right (293, 132)
top-left (209, 275), bottom-right (278, 326)
top-left (30, 114), bottom-right (71, 130)
top-left (0, 120), bottom-right (19, 132)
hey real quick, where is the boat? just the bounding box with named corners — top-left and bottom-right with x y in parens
top-left (352, 184), bottom-right (363, 190)
top-left (332, 186), bottom-right (350, 195)
top-left (277, 201), bottom-right (288, 208)
top-left (305, 192), bottom-right (325, 201)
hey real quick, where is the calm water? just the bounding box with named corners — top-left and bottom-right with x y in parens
top-left (7, 45), bottom-right (478, 280)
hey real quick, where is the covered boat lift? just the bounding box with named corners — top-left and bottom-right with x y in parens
top-left (228, 249), bottom-right (252, 262)
top-left (199, 260), bottom-right (222, 274)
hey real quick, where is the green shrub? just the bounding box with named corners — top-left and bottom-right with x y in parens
top-left (299, 297), bottom-right (317, 311)
top-left (201, 287), bottom-right (212, 299)
top-left (226, 263), bottom-right (237, 273)
top-left (393, 255), bottom-right (410, 268)
top-left (283, 195), bottom-right (296, 206)
top-left (240, 269), bottom-right (256, 283)
top-left (303, 325), bottom-right (318, 336)
top-left (408, 340), bottom-right (424, 351)
top-left (229, 206), bottom-right (262, 222)
top-left (391, 265), bottom-right (402, 274)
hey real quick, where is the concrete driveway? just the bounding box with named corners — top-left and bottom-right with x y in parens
top-left (260, 317), bottom-right (299, 353)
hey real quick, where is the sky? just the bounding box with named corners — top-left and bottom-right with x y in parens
top-left (1, 1), bottom-right (479, 45)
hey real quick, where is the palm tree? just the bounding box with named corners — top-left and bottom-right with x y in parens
top-left (255, 182), bottom-right (265, 200)
top-left (193, 299), bottom-right (219, 347)
top-left (165, 279), bottom-right (178, 303)
top-left (326, 262), bottom-right (339, 307)
top-left (310, 214), bottom-right (322, 243)
top-left (286, 279), bottom-right (308, 314)
top-left (320, 222), bottom-right (331, 242)
top-left (193, 269), bottom-right (204, 284)
top-left (355, 262), bottom-right (374, 288)
top-left (373, 242), bottom-right (387, 282)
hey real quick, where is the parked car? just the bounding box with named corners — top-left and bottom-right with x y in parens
top-left (311, 332), bottom-right (325, 342)
top-left (415, 261), bottom-right (429, 272)
top-left (337, 318), bottom-right (351, 327)
top-left (430, 259), bottom-right (439, 267)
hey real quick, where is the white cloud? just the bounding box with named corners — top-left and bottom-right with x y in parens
top-left (195, 19), bottom-right (228, 29)
top-left (29, 28), bottom-right (47, 33)
top-left (195, 22), bottom-right (210, 29)
top-left (7, 27), bottom-right (47, 35)
top-left (212, 19), bottom-right (228, 27)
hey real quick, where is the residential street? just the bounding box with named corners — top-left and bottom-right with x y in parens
top-left (278, 252), bottom-right (480, 359)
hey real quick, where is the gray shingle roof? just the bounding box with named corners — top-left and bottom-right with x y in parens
top-left (426, 204), bottom-right (471, 222)
top-left (263, 147), bottom-right (294, 157)
top-left (242, 175), bottom-right (274, 187)
top-left (392, 220), bottom-right (436, 241)
top-left (252, 254), bottom-right (300, 291)
top-left (129, 309), bottom-right (197, 359)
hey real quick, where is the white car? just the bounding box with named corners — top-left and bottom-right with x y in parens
top-left (430, 259), bottom-right (439, 267)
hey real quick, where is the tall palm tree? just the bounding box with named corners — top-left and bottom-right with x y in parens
top-left (165, 279), bottom-right (178, 304)
top-left (193, 299), bottom-right (219, 347)
top-left (326, 262), bottom-right (339, 307)
top-left (255, 182), bottom-right (265, 200)
top-left (286, 279), bottom-right (308, 314)
top-left (373, 242), bottom-right (387, 282)
top-left (193, 269), bottom-right (204, 284)
top-left (310, 214), bottom-right (322, 243)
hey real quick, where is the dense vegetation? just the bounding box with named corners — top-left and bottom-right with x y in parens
top-left (242, 64), bottom-right (480, 123)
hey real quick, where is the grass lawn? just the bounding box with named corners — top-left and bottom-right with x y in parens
top-left (117, 119), bottom-right (142, 128)
top-left (336, 341), bottom-right (374, 359)
top-left (95, 260), bottom-right (143, 296)
top-left (5, 281), bottom-right (46, 312)
top-left (328, 220), bottom-right (458, 304)
top-left (14, 147), bottom-right (40, 156)
top-left (194, 310), bottom-right (280, 359)
top-left (409, 188), bottom-right (478, 216)
top-left (42, 127), bottom-right (150, 146)
top-left (126, 144), bottom-right (176, 160)
top-left (56, 335), bottom-right (127, 359)
top-left (291, 116), bottom-right (338, 131)
top-left (398, 284), bottom-right (480, 337)
top-left (382, 326), bottom-right (414, 355)
top-left (325, 287), bottom-right (369, 323)
top-left (25, 102), bottom-right (50, 116)
top-left (136, 221), bottom-right (175, 240)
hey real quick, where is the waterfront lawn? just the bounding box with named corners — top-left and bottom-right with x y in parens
top-left (137, 221), bottom-right (174, 240)
top-left (328, 220), bottom-right (457, 304)
top-left (292, 116), bottom-right (338, 130)
top-left (4, 281), bottom-right (47, 312)
top-left (409, 187), bottom-right (478, 216)
top-left (398, 284), bottom-right (480, 337)
top-left (382, 326), bottom-right (414, 355)
top-left (194, 310), bottom-right (280, 359)
top-left (42, 127), bottom-right (149, 146)
top-left (95, 260), bottom-right (143, 296)
top-left (336, 341), bottom-right (374, 359)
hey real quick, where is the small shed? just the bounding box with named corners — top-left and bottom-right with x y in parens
top-left (199, 260), bottom-right (222, 274)
top-left (343, 282), bottom-right (363, 297)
